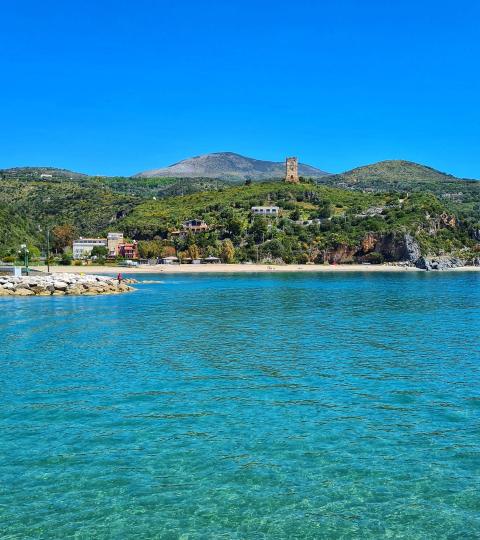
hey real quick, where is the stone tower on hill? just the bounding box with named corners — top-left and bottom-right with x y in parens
top-left (285, 157), bottom-right (299, 183)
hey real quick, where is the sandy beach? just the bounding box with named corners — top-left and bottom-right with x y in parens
top-left (31, 263), bottom-right (480, 275)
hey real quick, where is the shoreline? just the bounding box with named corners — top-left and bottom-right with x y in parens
top-left (31, 263), bottom-right (480, 275)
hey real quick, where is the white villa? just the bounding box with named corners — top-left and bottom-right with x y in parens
top-left (251, 206), bottom-right (280, 216)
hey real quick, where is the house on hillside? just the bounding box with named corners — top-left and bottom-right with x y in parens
top-left (183, 219), bottom-right (208, 232)
top-left (251, 206), bottom-right (280, 216)
top-left (170, 219), bottom-right (209, 238)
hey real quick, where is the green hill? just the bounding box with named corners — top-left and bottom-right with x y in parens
top-left (0, 178), bottom-right (137, 256)
top-left (0, 166), bottom-right (88, 181)
top-left (0, 165), bottom-right (479, 265)
top-left (117, 180), bottom-right (479, 264)
top-left (329, 160), bottom-right (462, 184)
top-left (323, 160), bottom-right (480, 228)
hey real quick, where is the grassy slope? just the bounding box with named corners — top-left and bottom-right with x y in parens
top-left (117, 180), bottom-right (477, 259)
top-left (118, 181), bottom-right (379, 234)
top-left (0, 175), bottom-right (226, 256)
top-left (324, 160), bottom-right (480, 224)
top-left (0, 179), bottom-right (137, 255)
top-left (1, 165), bottom-right (479, 261)
top-left (86, 176), bottom-right (229, 198)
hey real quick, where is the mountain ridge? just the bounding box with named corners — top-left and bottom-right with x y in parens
top-left (134, 152), bottom-right (330, 180)
top-left (0, 166), bottom-right (88, 180)
top-left (329, 160), bottom-right (477, 184)
top-left (1, 157), bottom-right (478, 183)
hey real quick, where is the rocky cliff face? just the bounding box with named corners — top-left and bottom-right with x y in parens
top-left (361, 233), bottom-right (422, 262)
top-left (323, 232), bottom-right (423, 265)
top-left (321, 231), bottom-right (478, 270)
top-left (320, 232), bottom-right (470, 269)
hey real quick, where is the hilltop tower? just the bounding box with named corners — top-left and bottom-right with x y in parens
top-left (285, 157), bottom-right (299, 183)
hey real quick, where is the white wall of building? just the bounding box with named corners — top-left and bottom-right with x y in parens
top-left (73, 239), bottom-right (107, 259)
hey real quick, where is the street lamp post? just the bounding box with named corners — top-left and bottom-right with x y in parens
top-left (46, 228), bottom-right (51, 273)
top-left (20, 244), bottom-right (29, 275)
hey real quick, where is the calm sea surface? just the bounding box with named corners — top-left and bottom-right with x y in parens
top-left (1, 272), bottom-right (479, 539)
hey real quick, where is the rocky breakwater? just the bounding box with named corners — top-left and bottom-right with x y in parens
top-left (0, 273), bottom-right (136, 297)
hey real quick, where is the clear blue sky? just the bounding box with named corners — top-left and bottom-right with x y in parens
top-left (1, 0), bottom-right (479, 177)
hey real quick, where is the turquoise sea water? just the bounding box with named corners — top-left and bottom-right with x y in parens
top-left (1, 272), bottom-right (479, 539)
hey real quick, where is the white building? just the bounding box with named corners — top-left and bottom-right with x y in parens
top-left (73, 238), bottom-right (107, 259)
top-left (251, 206), bottom-right (280, 216)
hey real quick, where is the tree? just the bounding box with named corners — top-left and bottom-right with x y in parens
top-left (364, 252), bottom-right (384, 264)
top-left (225, 213), bottom-right (246, 238)
top-left (260, 239), bottom-right (284, 260)
top-left (250, 216), bottom-right (268, 243)
top-left (220, 239), bottom-right (235, 263)
top-left (91, 245), bottom-right (108, 258)
top-left (52, 224), bottom-right (76, 252)
top-left (316, 202), bottom-right (333, 219)
top-left (60, 252), bottom-right (72, 265)
top-left (138, 240), bottom-right (163, 259)
top-left (188, 244), bottom-right (200, 259)
top-left (290, 208), bottom-right (302, 221)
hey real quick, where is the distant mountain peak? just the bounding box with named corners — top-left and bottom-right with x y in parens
top-left (134, 152), bottom-right (329, 180)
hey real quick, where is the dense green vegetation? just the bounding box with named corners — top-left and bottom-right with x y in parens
top-left (0, 178), bottom-right (136, 256)
top-left (85, 176), bottom-right (229, 198)
top-left (324, 160), bottom-right (480, 231)
top-left (118, 181), bottom-right (479, 263)
top-left (0, 161), bottom-right (478, 264)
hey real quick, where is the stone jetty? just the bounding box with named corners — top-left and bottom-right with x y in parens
top-left (0, 273), bottom-right (136, 297)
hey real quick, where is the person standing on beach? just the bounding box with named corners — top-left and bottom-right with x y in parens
top-left (117, 273), bottom-right (123, 285)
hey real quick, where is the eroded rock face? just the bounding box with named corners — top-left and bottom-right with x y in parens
top-left (350, 232), bottom-right (469, 270)
top-left (415, 256), bottom-right (465, 271)
top-left (358, 233), bottom-right (422, 264)
top-left (0, 273), bottom-right (136, 297)
top-left (325, 244), bottom-right (357, 264)
top-left (361, 233), bottom-right (377, 253)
